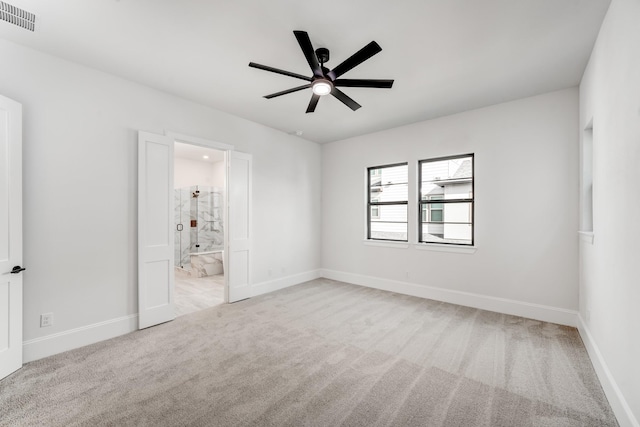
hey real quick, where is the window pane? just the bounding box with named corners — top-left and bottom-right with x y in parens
top-left (380, 164), bottom-right (408, 184)
top-left (369, 164), bottom-right (408, 203)
top-left (422, 223), bottom-right (472, 245)
top-left (370, 204), bottom-right (407, 241)
top-left (430, 209), bottom-right (443, 222)
top-left (421, 182), bottom-right (443, 199)
top-left (370, 183), bottom-right (408, 202)
top-left (421, 155), bottom-right (473, 184)
top-left (368, 163), bottom-right (408, 241)
top-left (420, 201), bottom-right (472, 244)
top-left (370, 222), bottom-right (407, 241)
top-left (371, 204), bottom-right (407, 222)
top-left (419, 154), bottom-right (473, 246)
top-left (370, 169), bottom-right (382, 186)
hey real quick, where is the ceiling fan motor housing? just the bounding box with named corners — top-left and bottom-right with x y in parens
top-left (315, 47), bottom-right (330, 64)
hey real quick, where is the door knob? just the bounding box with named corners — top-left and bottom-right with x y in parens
top-left (11, 266), bottom-right (25, 274)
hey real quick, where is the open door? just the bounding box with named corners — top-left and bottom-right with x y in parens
top-left (138, 131), bottom-right (175, 329)
top-left (0, 94), bottom-right (23, 380)
top-left (228, 151), bottom-right (252, 303)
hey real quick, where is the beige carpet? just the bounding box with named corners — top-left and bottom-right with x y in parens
top-left (0, 279), bottom-right (617, 426)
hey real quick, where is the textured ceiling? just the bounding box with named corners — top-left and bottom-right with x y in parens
top-left (0, 0), bottom-right (610, 143)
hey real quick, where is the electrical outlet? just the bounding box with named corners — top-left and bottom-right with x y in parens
top-left (40, 313), bottom-right (53, 328)
top-left (405, 271), bottom-right (410, 279)
top-left (268, 268), bottom-right (272, 277)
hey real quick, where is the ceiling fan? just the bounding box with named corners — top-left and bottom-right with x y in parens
top-left (248, 30), bottom-right (394, 113)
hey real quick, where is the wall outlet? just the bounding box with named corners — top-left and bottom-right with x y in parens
top-left (268, 268), bottom-right (272, 277)
top-left (405, 271), bottom-right (410, 278)
top-left (40, 313), bottom-right (53, 328)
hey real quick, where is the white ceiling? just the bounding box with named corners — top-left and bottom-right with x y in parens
top-left (174, 142), bottom-right (224, 163)
top-left (0, 0), bottom-right (610, 143)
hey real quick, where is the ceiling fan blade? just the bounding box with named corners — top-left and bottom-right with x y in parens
top-left (293, 30), bottom-right (323, 78)
top-left (306, 94), bottom-right (320, 113)
top-left (331, 88), bottom-right (362, 111)
top-left (264, 84), bottom-right (311, 99)
top-left (328, 41), bottom-right (382, 80)
top-left (334, 79), bottom-right (394, 89)
top-left (249, 62), bottom-right (312, 82)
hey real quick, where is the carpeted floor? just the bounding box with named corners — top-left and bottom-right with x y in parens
top-left (0, 279), bottom-right (617, 426)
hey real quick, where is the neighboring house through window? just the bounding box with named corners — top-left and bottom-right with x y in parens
top-left (419, 154), bottom-right (474, 245)
top-left (422, 195), bottom-right (444, 237)
top-left (367, 163), bottom-right (408, 241)
top-left (371, 198), bottom-right (380, 219)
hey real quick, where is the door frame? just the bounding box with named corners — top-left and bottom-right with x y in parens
top-left (0, 94), bottom-right (23, 380)
top-left (166, 131), bottom-right (234, 303)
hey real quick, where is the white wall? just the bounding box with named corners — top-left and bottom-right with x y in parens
top-left (322, 88), bottom-right (579, 320)
top-left (212, 160), bottom-right (225, 190)
top-left (0, 40), bottom-right (321, 353)
top-left (578, 0), bottom-right (640, 424)
top-left (174, 157), bottom-right (219, 189)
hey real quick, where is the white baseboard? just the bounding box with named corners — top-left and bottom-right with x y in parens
top-left (320, 269), bottom-right (577, 327)
top-left (21, 269), bottom-right (321, 363)
top-left (23, 314), bottom-right (138, 363)
top-left (251, 269), bottom-right (321, 297)
top-left (577, 315), bottom-right (639, 427)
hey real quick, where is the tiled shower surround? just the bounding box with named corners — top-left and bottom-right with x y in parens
top-left (174, 185), bottom-right (224, 271)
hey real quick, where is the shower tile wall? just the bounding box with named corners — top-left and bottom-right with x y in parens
top-left (175, 185), bottom-right (224, 269)
top-left (191, 187), bottom-right (224, 252)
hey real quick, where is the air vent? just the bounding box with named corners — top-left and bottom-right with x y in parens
top-left (0, 1), bottom-right (35, 31)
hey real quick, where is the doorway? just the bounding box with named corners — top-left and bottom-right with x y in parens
top-left (173, 142), bottom-right (226, 316)
top-left (138, 131), bottom-right (252, 329)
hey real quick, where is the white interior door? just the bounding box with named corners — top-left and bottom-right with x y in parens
top-left (228, 151), bottom-right (252, 303)
top-left (0, 94), bottom-right (23, 380)
top-left (138, 131), bottom-right (175, 329)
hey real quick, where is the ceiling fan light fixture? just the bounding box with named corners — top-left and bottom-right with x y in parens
top-left (312, 80), bottom-right (332, 96)
top-left (249, 31), bottom-right (392, 112)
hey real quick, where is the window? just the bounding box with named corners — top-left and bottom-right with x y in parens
top-left (367, 163), bottom-right (408, 241)
top-left (371, 198), bottom-right (380, 219)
top-left (419, 154), bottom-right (474, 245)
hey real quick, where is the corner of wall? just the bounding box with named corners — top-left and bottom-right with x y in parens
top-left (577, 315), bottom-right (640, 427)
top-left (320, 269), bottom-right (578, 327)
top-left (23, 314), bottom-right (138, 363)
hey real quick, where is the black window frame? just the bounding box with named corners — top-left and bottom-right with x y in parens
top-left (367, 162), bottom-right (409, 242)
top-left (418, 153), bottom-right (474, 246)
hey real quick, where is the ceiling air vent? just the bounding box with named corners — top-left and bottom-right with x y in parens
top-left (0, 1), bottom-right (35, 31)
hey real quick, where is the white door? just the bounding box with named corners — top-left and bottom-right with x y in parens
top-left (0, 95), bottom-right (23, 380)
top-left (138, 132), bottom-right (175, 329)
top-left (228, 151), bottom-right (252, 303)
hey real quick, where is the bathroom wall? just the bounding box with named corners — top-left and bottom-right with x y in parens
top-left (174, 153), bottom-right (226, 268)
top-left (174, 157), bottom-right (217, 188)
top-left (189, 185), bottom-right (224, 253)
top-left (175, 185), bottom-right (224, 269)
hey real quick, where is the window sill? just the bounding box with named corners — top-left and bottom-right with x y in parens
top-left (578, 231), bottom-right (594, 245)
top-left (414, 243), bottom-right (477, 254)
top-left (363, 240), bottom-right (410, 249)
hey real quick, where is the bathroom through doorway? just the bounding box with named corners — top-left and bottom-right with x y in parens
top-left (173, 142), bottom-right (226, 316)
